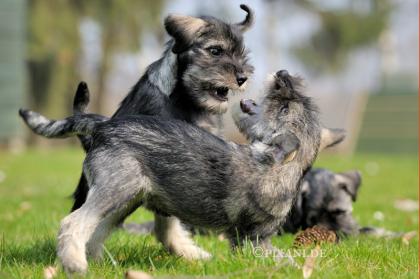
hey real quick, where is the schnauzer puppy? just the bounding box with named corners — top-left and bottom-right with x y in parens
top-left (29, 5), bottom-right (255, 257)
top-left (20, 70), bottom-right (344, 274)
top-left (128, 103), bottom-right (349, 238)
top-left (282, 168), bottom-right (362, 236)
top-left (69, 4), bottom-right (255, 212)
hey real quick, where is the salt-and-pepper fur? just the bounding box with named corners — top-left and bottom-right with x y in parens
top-left (72, 4), bottom-right (254, 211)
top-left (23, 5), bottom-right (256, 267)
top-left (20, 70), bottom-right (346, 274)
top-left (124, 167), bottom-right (361, 237)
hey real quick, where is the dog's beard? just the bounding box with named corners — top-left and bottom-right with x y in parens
top-left (183, 74), bottom-right (241, 115)
top-left (201, 97), bottom-right (229, 114)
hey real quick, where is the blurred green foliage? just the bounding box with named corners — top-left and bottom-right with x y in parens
top-left (27, 0), bottom-right (163, 118)
top-left (27, 0), bottom-right (81, 117)
top-left (294, 0), bottom-right (390, 72)
top-left (357, 94), bottom-right (418, 154)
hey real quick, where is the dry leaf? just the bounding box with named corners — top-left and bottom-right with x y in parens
top-left (302, 245), bottom-right (321, 279)
top-left (218, 233), bottom-right (226, 241)
top-left (43, 266), bottom-right (57, 279)
top-left (373, 211), bottom-right (385, 221)
top-left (125, 270), bottom-right (153, 279)
top-left (19, 201), bottom-right (32, 212)
top-left (402, 231), bottom-right (417, 245)
top-left (394, 199), bottom-right (418, 212)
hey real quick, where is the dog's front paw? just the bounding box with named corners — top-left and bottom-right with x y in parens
top-left (58, 243), bottom-right (88, 275)
top-left (173, 244), bottom-right (212, 260)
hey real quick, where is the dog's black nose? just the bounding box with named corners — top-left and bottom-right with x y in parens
top-left (240, 99), bottom-right (257, 115)
top-left (276, 70), bottom-right (289, 78)
top-left (236, 75), bottom-right (247, 86)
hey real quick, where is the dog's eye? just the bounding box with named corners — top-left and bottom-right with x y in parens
top-left (338, 183), bottom-right (348, 192)
top-left (208, 46), bottom-right (223, 56)
top-left (330, 209), bottom-right (346, 215)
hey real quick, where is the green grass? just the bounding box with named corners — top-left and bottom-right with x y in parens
top-left (0, 148), bottom-right (418, 278)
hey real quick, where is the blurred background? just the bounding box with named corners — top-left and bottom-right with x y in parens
top-left (0, 3), bottom-right (418, 277)
top-left (0, 0), bottom-right (418, 154)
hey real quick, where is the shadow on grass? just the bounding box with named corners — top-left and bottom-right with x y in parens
top-left (2, 238), bottom-right (57, 265)
top-left (99, 236), bottom-right (185, 270)
top-left (1, 235), bottom-right (183, 270)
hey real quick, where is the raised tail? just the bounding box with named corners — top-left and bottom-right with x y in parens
top-left (72, 82), bottom-right (96, 151)
top-left (19, 109), bottom-right (106, 138)
top-left (19, 81), bottom-right (108, 138)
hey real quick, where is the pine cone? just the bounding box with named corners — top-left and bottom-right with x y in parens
top-left (293, 225), bottom-right (338, 248)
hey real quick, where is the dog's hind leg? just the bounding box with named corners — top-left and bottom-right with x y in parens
top-left (58, 189), bottom-right (145, 274)
top-left (85, 215), bottom-right (114, 260)
top-left (57, 155), bottom-right (146, 274)
top-left (71, 173), bottom-right (89, 212)
top-left (57, 203), bottom-right (100, 274)
top-left (85, 194), bottom-right (143, 260)
top-left (154, 214), bottom-right (211, 260)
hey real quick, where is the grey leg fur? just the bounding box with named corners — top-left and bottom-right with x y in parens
top-left (85, 217), bottom-right (114, 260)
top-left (57, 190), bottom-right (134, 274)
top-left (154, 214), bottom-right (211, 260)
top-left (58, 154), bottom-right (147, 274)
top-left (57, 206), bottom-right (100, 274)
top-left (58, 196), bottom-right (142, 274)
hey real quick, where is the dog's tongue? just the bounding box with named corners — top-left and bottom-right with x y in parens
top-left (240, 99), bottom-right (257, 115)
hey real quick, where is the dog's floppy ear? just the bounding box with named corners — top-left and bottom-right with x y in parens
top-left (336, 170), bottom-right (362, 201)
top-left (164, 14), bottom-right (207, 53)
top-left (319, 128), bottom-right (346, 150)
top-left (271, 132), bottom-right (300, 164)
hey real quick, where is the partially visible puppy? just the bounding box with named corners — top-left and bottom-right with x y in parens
top-left (282, 168), bottom-right (362, 236)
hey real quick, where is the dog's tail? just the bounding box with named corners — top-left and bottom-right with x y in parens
top-left (19, 82), bottom-right (108, 138)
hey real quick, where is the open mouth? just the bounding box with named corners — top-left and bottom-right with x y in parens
top-left (209, 87), bottom-right (229, 102)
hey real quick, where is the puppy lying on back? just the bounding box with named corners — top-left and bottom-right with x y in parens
top-left (20, 70), bottom-right (344, 274)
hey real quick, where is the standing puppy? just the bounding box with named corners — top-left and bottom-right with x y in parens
top-left (20, 70), bottom-right (344, 274)
top-left (28, 5), bottom-right (255, 260)
top-left (72, 4), bottom-right (254, 210)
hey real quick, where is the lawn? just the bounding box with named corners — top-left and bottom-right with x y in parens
top-left (0, 148), bottom-right (418, 278)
